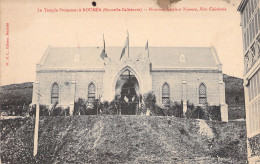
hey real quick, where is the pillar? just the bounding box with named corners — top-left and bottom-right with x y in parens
top-left (70, 80), bottom-right (76, 115)
top-left (182, 80), bottom-right (187, 114)
top-left (33, 81), bottom-right (40, 156)
top-left (219, 81), bottom-right (228, 122)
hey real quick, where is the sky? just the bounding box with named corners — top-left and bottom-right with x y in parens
top-left (0, 0), bottom-right (244, 86)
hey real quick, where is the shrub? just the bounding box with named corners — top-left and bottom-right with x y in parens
top-left (62, 107), bottom-right (70, 116)
top-left (99, 100), bottom-right (120, 115)
top-left (151, 105), bottom-right (165, 116)
top-left (143, 92), bottom-right (156, 111)
top-left (51, 106), bottom-right (63, 116)
top-left (29, 102), bottom-right (71, 117)
top-left (186, 101), bottom-right (195, 118)
top-left (192, 106), bottom-right (205, 119)
top-left (40, 105), bottom-right (50, 116)
top-left (163, 100), bottom-right (183, 117)
top-left (137, 101), bottom-right (147, 115)
top-left (1, 105), bottom-right (31, 116)
top-left (86, 99), bottom-right (98, 115)
top-left (49, 102), bottom-right (65, 116)
top-left (186, 102), bottom-right (221, 121)
top-left (74, 98), bottom-right (99, 115)
top-left (207, 105), bottom-right (221, 121)
top-left (142, 92), bottom-right (159, 116)
top-left (29, 104), bottom-right (50, 116)
top-left (74, 98), bottom-right (86, 115)
top-left (228, 106), bottom-right (246, 120)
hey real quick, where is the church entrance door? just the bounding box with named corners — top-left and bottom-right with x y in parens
top-left (115, 69), bottom-right (140, 115)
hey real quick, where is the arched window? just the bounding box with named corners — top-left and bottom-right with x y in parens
top-left (162, 83), bottom-right (170, 105)
top-left (199, 83), bottom-right (207, 104)
top-left (51, 83), bottom-right (59, 104)
top-left (88, 83), bottom-right (96, 102)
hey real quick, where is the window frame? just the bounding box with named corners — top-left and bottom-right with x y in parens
top-left (51, 82), bottom-right (59, 104)
top-left (199, 83), bottom-right (207, 105)
top-left (162, 83), bottom-right (170, 105)
top-left (88, 83), bottom-right (96, 102)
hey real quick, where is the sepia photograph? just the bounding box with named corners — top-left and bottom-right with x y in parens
top-left (0, 0), bottom-right (259, 163)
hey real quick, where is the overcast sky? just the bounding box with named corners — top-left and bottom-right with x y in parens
top-left (0, 0), bottom-right (244, 86)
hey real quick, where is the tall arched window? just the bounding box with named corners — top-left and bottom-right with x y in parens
top-left (199, 83), bottom-right (207, 104)
top-left (162, 83), bottom-right (170, 105)
top-left (88, 83), bottom-right (96, 102)
top-left (51, 83), bottom-right (59, 104)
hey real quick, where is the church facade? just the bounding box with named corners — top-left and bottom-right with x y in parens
top-left (32, 45), bottom-right (228, 121)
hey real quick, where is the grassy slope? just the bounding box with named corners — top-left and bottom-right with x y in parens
top-left (1, 115), bottom-right (247, 163)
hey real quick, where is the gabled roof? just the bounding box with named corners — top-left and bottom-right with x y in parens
top-left (38, 46), bottom-right (220, 70)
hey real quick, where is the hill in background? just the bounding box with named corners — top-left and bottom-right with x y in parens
top-left (223, 74), bottom-right (245, 106)
top-left (223, 74), bottom-right (245, 120)
top-left (0, 82), bottom-right (33, 107)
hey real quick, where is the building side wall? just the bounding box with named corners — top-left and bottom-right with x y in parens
top-left (74, 72), bottom-right (104, 100)
top-left (34, 70), bottom-right (223, 107)
top-left (35, 72), bottom-right (72, 107)
top-left (33, 71), bottom-right (104, 107)
top-left (151, 71), bottom-right (221, 106)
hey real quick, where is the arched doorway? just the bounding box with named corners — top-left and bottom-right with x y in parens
top-left (115, 69), bottom-right (140, 115)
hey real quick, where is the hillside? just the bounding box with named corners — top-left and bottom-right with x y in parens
top-left (0, 82), bottom-right (33, 106)
top-left (223, 74), bottom-right (245, 105)
top-left (0, 115), bottom-right (246, 163)
top-left (223, 74), bottom-right (246, 120)
top-left (0, 82), bottom-right (33, 113)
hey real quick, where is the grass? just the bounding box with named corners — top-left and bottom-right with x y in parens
top-left (1, 115), bottom-right (247, 163)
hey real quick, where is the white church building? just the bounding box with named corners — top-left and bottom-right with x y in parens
top-left (32, 44), bottom-right (228, 121)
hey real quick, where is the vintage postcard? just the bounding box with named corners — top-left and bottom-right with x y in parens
top-left (0, 0), bottom-right (259, 163)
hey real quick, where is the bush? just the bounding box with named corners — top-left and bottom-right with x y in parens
top-left (186, 101), bottom-right (195, 118)
top-left (142, 92), bottom-right (161, 116)
top-left (144, 92), bottom-right (156, 110)
top-left (29, 104), bottom-right (50, 116)
top-left (99, 100), bottom-right (120, 115)
top-left (40, 105), bottom-right (50, 116)
top-left (51, 106), bottom-right (63, 116)
top-left (136, 92), bottom-right (184, 117)
top-left (29, 102), bottom-right (70, 117)
top-left (62, 107), bottom-right (70, 116)
top-left (74, 98), bottom-right (86, 115)
top-left (208, 105), bottom-right (221, 121)
top-left (1, 105), bottom-right (31, 116)
top-left (228, 106), bottom-right (246, 120)
top-left (186, 102), bottom-right (221, 121)
top-left (151, 105), bottom-right (165, 116)
top-left (74, 98), bottom-right (98, 115)
top-left (163, 100), bottom-right (183, 117)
